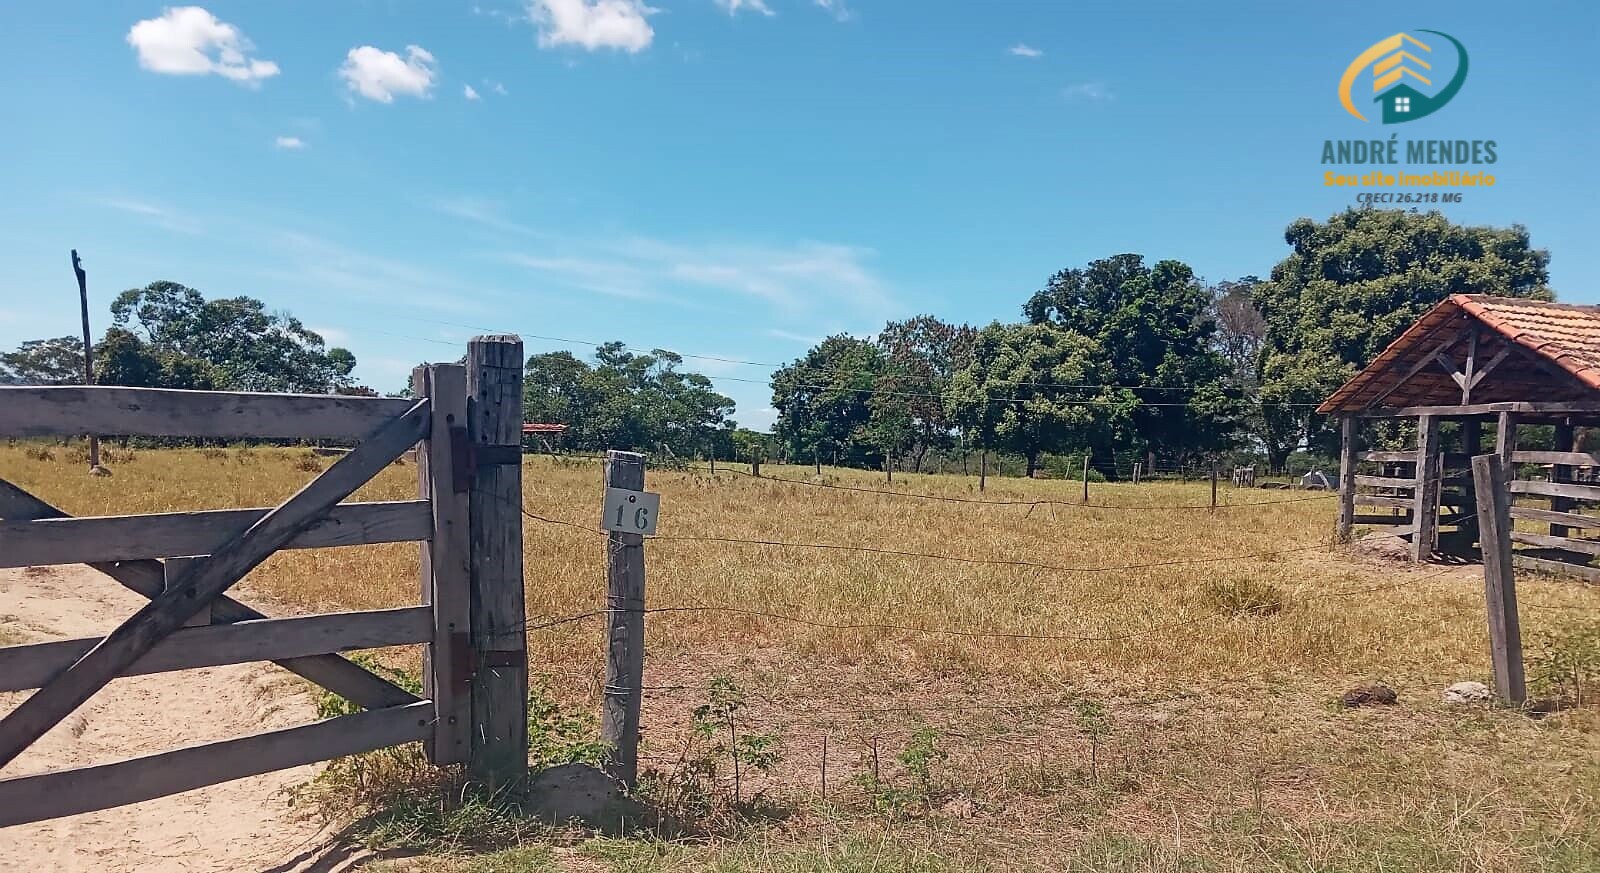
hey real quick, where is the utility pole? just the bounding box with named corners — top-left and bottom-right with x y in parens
top-left (71, 250), bottom-right (105, 475)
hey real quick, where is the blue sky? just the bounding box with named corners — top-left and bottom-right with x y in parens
top-left (1, 2), bottom-right (1595, 430)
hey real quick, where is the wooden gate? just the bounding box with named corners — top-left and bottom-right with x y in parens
top-left (0, 337), bottom-right (527, 828)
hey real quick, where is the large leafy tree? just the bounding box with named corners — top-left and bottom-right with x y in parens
top-left (109, 281), bottom-right (356, 393)
top-left (874, 315), bottom-right (977, 472)
top-left (0, 336), bottom-right (84, 385)
top-left (770, 335), bottom-right (884, 468)
top-left (521, 344), bottom-right (736, 458)
top-left (1023, 254), bottom-right (1238, 460)
top-left (946, 322), bottom-right (1136, 477)
top-left (1253, 209), bottom-right (1553, 467)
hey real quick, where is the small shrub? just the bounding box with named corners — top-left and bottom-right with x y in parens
top-left (201, 447), bottom-right (229, 461)
top-left (101, 447), bottom-right (136, 464)
top-left (65, 445), bottom-right (90, 464)
top-left (23, 445), bottom-right (54, 462)
top-left (1204, 576), bottom-right (1287, 616)
top-left (857, 727), bottom-right (948, 815)
top-left (293, 454), bottom-right (324, 473)
top-left (1528, 620), bottom-right (1600, 707)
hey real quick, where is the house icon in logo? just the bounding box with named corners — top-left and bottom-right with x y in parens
top-left (1340, 30), bottom-right (1469, 124)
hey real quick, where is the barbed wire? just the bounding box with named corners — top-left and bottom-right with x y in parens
top-left (683, 463), bottom-right (1339, 510)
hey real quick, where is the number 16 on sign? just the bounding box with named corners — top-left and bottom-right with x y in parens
top-left (602, 487), bottom-right (661, 536)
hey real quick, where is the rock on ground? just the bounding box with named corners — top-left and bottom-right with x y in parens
top-left (1443, 680), bottom-right (1492, 704)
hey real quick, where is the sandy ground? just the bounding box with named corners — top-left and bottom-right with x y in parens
top-left (0, 564), bottom-right (333, 872)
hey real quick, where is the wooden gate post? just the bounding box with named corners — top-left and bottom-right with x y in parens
top-left (1081, 454), bottom-right (1089, 504)
top-left (415, 363), bottom-right (471, 765)
top-left (602, 450), bottom-right (647, 787)
top-left (466, 336), bottom-right (527, 789)
top-left (1470, 453), bottom-right (1526, 705)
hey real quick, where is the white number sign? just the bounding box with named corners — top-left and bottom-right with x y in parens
top-left (602, 487), bottom-right (660, 536)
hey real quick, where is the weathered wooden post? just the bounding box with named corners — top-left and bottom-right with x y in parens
top-left (1338, 416), bottom-right (1358, 541)
top-left (751, 454), bottom-right (761, 478)
top-left (466, 336), bottom-right (527, 789)
top-left (1132, 461), bottom-right (1141, 485)
top-left (414, 363), bottom-right (471, 765)
top-left (1470, 453), bottom-right (1526, 705)
top-left (1210, 458), bottom-right (1218, 513)
top-left (1412, 414), bottom-right (1442, 561)
top-left (1081, 454), bottom-right (1090, 504)
top-left (602, 450), bottom-right (647, 787)
top-left (980, 449), bottom-right (988, 492)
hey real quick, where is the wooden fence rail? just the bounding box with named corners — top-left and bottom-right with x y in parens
top-left (0, 340), bottom-right (529, 829)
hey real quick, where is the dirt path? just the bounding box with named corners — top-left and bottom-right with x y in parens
top-left (0, 564), bottom-right (329, 872)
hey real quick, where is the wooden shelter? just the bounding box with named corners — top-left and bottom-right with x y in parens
top-left (1321, 294), bottom-right (1600, 565)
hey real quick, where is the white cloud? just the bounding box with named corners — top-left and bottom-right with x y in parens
top-left (96, 196), bottom-right (204, 235)
top-left (125, 6), bottom-right (279, 85)
top-left (1009, 44), bottom-right (1042, 58)
top-left (814, 0), bottom-right (852, 21)
top-left (766, 328), bottom-right (822, 345)
top-left (463, 84), bottom-right (481, 100)
top-left (715, 0), bottom-right (774, 16)
top-left (309, 325), bottom-right (349, 344)
top-left (527, 0), bottom-right (655, 52)
top-left (500, 234), bottom-right (894, 317)
top-left (1063, 82), bottom-right (1113, 102)
top-left (274, 135), bottom-right (306, 149)
top-left (488, 80), bottom-right (509, 95)
top-left (339, 45), bottom-right (437, 103)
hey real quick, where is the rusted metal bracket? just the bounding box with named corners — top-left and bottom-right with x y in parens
top-left (449, 426), bottom-right (522, 493)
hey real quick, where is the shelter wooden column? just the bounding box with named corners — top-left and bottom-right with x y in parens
top-left (1337, 416), bottom-right (1357, 541)
top-left (1412, 414), bottom-right (1442, 561)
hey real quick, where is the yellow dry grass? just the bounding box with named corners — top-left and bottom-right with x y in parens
top-left (4, 444), bottom-right (1599, 870)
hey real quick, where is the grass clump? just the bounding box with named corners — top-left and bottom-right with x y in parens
top-left (1204, 575), bottom-right (1287, 616)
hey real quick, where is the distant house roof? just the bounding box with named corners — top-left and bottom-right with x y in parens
top-left (1318, 294), bottom-right (1600, 414)
top-left (522, 423), bottom-right (569, 434)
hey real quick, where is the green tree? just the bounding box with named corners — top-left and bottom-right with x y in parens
top-left (521, 344), bottom-right (736, 458)
top-left (770, 335), bottom-right (884, 468)
top-left (946, 322), bottom-right (1136, 477)
top-left (1253, 209), bottom-right (1553, 468)
top-left (1023, 254), bottom-right (1239, 462)
top-left (875, 315), bottom-right (977, 472)
top-left (0, 336), bottom-right (84, 385)
top-left (110, 281), bottom-right (357, 393)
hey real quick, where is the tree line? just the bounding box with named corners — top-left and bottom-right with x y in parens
top-left (2, 208), bottom-right (1554, 473)
top-left (1, 281), bottom-right (362, 395)
top-left (764, 207), bottom-right (1551, 477)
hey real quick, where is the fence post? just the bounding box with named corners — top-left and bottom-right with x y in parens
top-left (1132, 461), bottom-right (1141, 485)
top-left (1412, 414), bottom-right (1441, 561)
top-left (1470, 453), bottom-right (1526, 705)
top-left (1210, 459), bottom-right (1218, 513)
top-left (1337, 415), bottom-right (1357, 542)
top-left (466, 336), bottom-right (527, 790)
top-left (602, 450), bottom-right (647, 787)
top-left (415, 363), bottom-right (471, 765)
top-left (1081, 454), bottom-right (1089, 504)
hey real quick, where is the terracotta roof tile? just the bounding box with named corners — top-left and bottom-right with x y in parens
top-left (1318, 294), bottom-right (1600, 413)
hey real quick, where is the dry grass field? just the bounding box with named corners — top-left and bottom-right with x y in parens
top-left (3, 443), bottom-right (1599, 871)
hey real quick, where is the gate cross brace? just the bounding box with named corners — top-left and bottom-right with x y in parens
top-left (0, 399), bottom-right (431, 771)
top-left (0, 479), bottom-right (420, 712)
